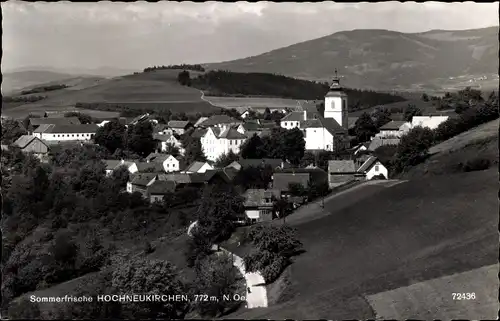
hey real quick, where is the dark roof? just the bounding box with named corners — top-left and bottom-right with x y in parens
top-left (147, 180), bottom-right (176, 195)
top-left (301, 116), bottom-right (346, 135)
top-left (204, 168), bottom-right (238, 183)
top-left (272, 172), bottom-right (310, 191)
top-left (135, 162), bottom-right (164, 172)
top-left (275, 167), bottom-right (328, 184)
top-left (328, 160), bottom-right (356, 173)
top-left (185, 161), bottom-right (210, 173)
top-left (357, 156), bottom-right (380, 173)
top-left (368, 138), bottom-right (400, 151)
top-left (145, 153), bottom-right (175, 163)
top-left (33, 124), bottom-right (98, 134)
top-left (130, 173), bottom-right (157, 186)
top-left (199, 115), bottom-right (242, 127)
top-left (194, 117), bottom-right (209, 127)
top-left (281, 111), bottom-right (306, 122)
top-left (348, 117), bottom-right (359, 129)
top-left (161, 172), bottom-right (206, 184)
top-left (154, 124), bottom-right (169, 132)
top-left (218, 127), bottom-right (248, 139)
top-left (234, 158), bottom-right (288, 169)
top-left (379, 121), bottom-right (408, 130)
top-left (103, 160), bottom-right (123, 170)
top-left (12, 135), bottom-right (47, 149)
top-left (191, 128), bottom-right (207, 139)
top-left (30, 117), bottom-right (81, 126)
top-left (168, 120), bottom-right (192, 129)
top-left (242, 122), bottom-right (262, 131)
top-left (243, 189), bottom-right (280, 207)
top-left (153, 133), bottom-right (177, 142)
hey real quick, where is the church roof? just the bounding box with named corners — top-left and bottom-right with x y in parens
top-left (301, 116), bottom-right (346, 136)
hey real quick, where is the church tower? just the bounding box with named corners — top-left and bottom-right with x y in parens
top-left (323, 69), bottom-right (348, 129)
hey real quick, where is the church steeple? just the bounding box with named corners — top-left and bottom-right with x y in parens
top-left (329, 68), bottom-right (342, 91)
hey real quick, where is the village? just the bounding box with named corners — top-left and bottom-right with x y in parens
top-left (4, 74), bottom-right (451, 225)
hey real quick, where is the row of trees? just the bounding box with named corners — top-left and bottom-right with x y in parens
top-left (2, 95), bottom-right (46, 103)
top-left (144, 64), bottom-right (205, 73)
top-left (20, 84), bottom-right (68, 95)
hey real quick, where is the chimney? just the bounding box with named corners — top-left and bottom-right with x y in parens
top-left (303, 110), bottom-right (307, 120)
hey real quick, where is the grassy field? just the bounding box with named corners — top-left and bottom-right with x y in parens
top-left (227, 169), bottom-right (498, 319)
top-left (401, 119), bottom-right (499, 179)
top-left (2, 70), bottom-right (219, 119)
top-left (349, 99), bottom-right (456, 117)
top-left (366, 264), bottom-right (499, 320)
top-left (203, 96), bottom-right (304, 109)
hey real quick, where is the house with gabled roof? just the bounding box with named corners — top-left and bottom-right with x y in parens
top-left (194, 117), bottom-right (209, 128)
top-left (103, 159), bottom-right (138, 177)
top-left (301, 116), bottom-right (349, 152)
top-left (28, 117), bottom-right (81, 132)
top-left (200, 125), bottom-right (249, 161)
top-left (12, 135), bottom-right (50, 158)
top-left (146, 180), bottom-right (177, 203)
top-left (368, 138), bottom-right (400, 152)
top-left (197, 115), bottom-right (243, 128)
top-left (126, 173), bottom-right (158, 195)
top-left (181, 161), bottom-right (213, 174)
top-left (375, 120), bottom-right (412, 139)
top-left (226, 158), bottom-right (289, 171)
top-left (153, 133), bottom-right (185, 155)
top-left (167, 120), bottom-right (194, 135)
top-left (242, 188), bottom-right (281, 224)
top-left (145, 152), bottom-right (180, 172)
top-left (272, 172), bottom-right (310, 197)
top-left (356, 156), bottom-right (389, 180)
top-left (328, 160), bottom-right (357, 188)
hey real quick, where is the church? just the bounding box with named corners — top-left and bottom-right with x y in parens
top-left (280, 70), bottom-right (350, 152)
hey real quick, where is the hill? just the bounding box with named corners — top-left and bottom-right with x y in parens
top-left (226, 169), bottom-right (498, 319)
top-left (205, 27), bottom-right (499, 92)
top-left (1, 70), bottom-right (220, 119)
top-left (1, 70), bottom-right (92, 95)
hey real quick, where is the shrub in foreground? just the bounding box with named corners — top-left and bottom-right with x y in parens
top-left (462, 158), bottom-right (491, 172)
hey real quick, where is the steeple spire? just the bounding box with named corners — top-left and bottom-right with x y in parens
top-left (330, 68), bottom-right (341, 90)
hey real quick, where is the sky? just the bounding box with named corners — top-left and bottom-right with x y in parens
top-left (2, 1), bottom-right (499, 72)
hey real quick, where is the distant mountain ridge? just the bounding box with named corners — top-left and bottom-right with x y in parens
top-left (204, 26), bottom-right (499, 92)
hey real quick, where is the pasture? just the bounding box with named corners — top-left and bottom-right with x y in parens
top-left (203, 96), bottom-right (305, 109)
top-left (228, 169), bottom-right (498, 319)
top-left (366, 264), bottom-right (499, 320)
top-left (1, 70), bottom-right (219, 119)
top-left (349, 99), bottom-right (453, 117)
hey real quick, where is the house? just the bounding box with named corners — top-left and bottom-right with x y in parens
top-left (275, 166), bottom-right (328, 187)
top-left (126, 173), bottom-right (158, 195)
top-left (227, 158), bottom-right (289, 171)
top-left (153, 134), bottom-right (185, 155)
top-left (129, 113), bottom-right (150, 126)
top-left (103, 159), bottom-right (138, 176)
top-left (197, 115), bottom-right (243, 128)
top-left (145, 153), bottom-right (180, 173)
top-left (200, 125), bottom-right (248, 161)
top-left (280, 111), bottom-right (308, 129)
top-left (182, 161), bottom-right (213, 174)
top-left (28, 117), bottom-right (81, 132)
top-left (411, 116), bottom-right (449, 130)
top-left (33, 124), bottom-right (98, 141)
top-left (375, 121), bottom-right (412, 139)
top-left (159, 173), bottom-right (207, 189)
top-left (301, 116), bottom-right (349, 151)
top-left (191, 128), bottom-right (207, 139)
top-left (368, 138), bottom-right (400, 152)
top-left (328, 160), bottom-right (357, 188)
top-left (194, 117), bottom-right (209, 128)
top-left (242, 189), bottom-right (281, 224)
top-left (153, 124), bottom-right (170, 134)
top-left (350, 142), bottom-right (370, 155)
top-left (11, 135), bottom-right (50, 158)
top-left (241, 106), bottom-right (287, 118)
top-left (146, 180), bottom-right (177, 203)
top-left (272, 172), bottom-right (310, 197)
top-left (167, 120), bottom-right (194, 135)
top-left (356, 156), bottom-right (389, 180)
top-left (135, 162), bottom-right (165, 173)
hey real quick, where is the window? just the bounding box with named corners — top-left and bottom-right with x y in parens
top-left (77, 134), bottom-right (79, 137)
top-left (342, 99), bottom-right (347, 112)
top-left (72, 134), bottom-right (75, 137)
top-left (375, 165), bottom-right (379, 172)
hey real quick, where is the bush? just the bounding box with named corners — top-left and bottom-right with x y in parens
top-left (261, 255), bottom-right (289, 284)
top-left (370, 174), bottom-right (387, 180)
top-left (462, 158), bottom-right (491, 172)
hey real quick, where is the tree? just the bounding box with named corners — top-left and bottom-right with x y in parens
top-left (126, 122), bottom-right (156, 157)
top-left (233, 165), bottom-right (273, 190)
top-left (263, 108), bottom-right (271, 120)
top-left (191, 253), bottom-right (242, 317)
top-left (240, 134), bottom-right (265, 159)
top-left (111, 257), bottom-right (188, 319)
top-left (403, 104), bottom-right (422, 122)
top-left (177, 70), bottom-right (191, 86)
top-left (163, 143), bottom-right (180, 157)
top-left (288, 183), bottom-right (306, 197)
top-left (94, 120), bottom-right (126, 153)
top-left (354, 112), bottom-right (378, 142)
top-left (394, 126), bottom-right (435, 172)
top-left (214, 150), bottom-right (239, 168)
top-left (283, 128), bottom-right (305, 165)
top-left (1, 119), bottom-right (27, 144)
top-left (64, 112), bottom-right (93, 124)
top-left (372, 108), bottom-right (392, 128)
top-left (421, 93), bottom-right (429, 102)
top-left (182, 137), bottom-right (206, 166)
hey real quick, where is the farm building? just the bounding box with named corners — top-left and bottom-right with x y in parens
top-left (11, 135), bottom-right (50, 158)
top-left (375, 121), bottom-right (412, 139)
top-left (146, 180), bottom-right (177, 203)
top-left (167, 120), bottom-right (194, 135)
top-left (145, 153), bottom-right (180, 173)
top-left (368, 138), bottom-right (401, 151)
top-left (328, 160), bottom-right (357, 188)
top-left (126, 173), bottom-right (158, 196)
top-left (226, 158), bottom-right (289, 171)
top-left (103, 159), bottom-right (138, 177)
top-left (272, 172), bottom-right (310, 197)
top-left (33, 124), bottom-right (98, 142)
top-left (242, 188), bottom-right (281, 224)
top-left (182, 161), bottom-right (213, 174)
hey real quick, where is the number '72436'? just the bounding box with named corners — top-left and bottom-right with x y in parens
top-left (452, 292), bottom-right (476, 300)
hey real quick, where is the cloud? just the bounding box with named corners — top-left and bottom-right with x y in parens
top-left (2, 1), bottom-right (498, 71)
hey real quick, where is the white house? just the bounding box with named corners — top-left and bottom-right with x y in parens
top-left (302, 117), bottom-right (348, 151)
top-left (145, 153), bottom-right (180, 172)
top-left (375, 121), bottom-right (412, 139)
top-left (103, 159), bottom-right (138, 177)
top-left (181, 161), bottom-right (213, 173)
top-left (356, 156), bottom-right (389, 180)
top-left (280, 111), bottom-right (307, 129)
top-left (154, 134), bottom-right (185, 155)
top-left (200, 125), bottom-right (248, 161)
top-left (411, 116), bottom-right (449, 130)
top-left (33, 124), bottom-right (98, 141)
